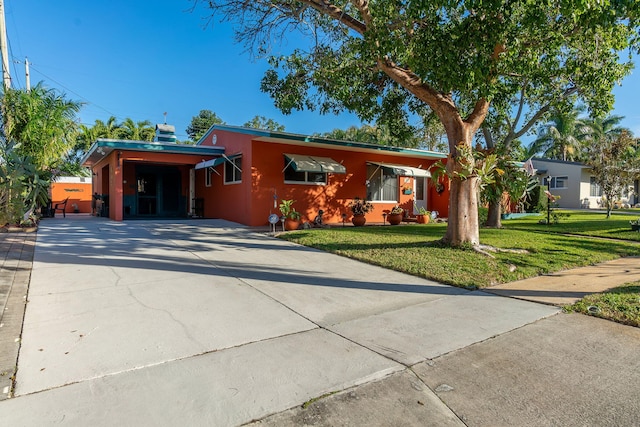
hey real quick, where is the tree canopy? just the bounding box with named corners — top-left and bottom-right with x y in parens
top-left (586, 130), bottom-right (640, 218)
top-left (186, 109), bottom-right (225, 141)
top-left (243, 115), bottom-right (285, 131)
top-left (200, 0), bottom-right (640, 246)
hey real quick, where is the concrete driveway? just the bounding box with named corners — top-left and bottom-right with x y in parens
top-left (1, 217), bottom-right (637, 425)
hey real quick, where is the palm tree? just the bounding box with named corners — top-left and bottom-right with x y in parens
top-left (0, 82), bottom-right (81, 170)
top-left (116, 118), bottom-right (155, 141)
top-left (528, 107), bottom-right (589, 161)
top-left (92, 116), bottom-right (121, 139)
top-left (581, 115), bottom-right (627, 144)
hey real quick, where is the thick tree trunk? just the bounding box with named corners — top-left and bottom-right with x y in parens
top-left (375, 60), bottom-right (489, 246)
top-left (438, 111), bottom-right (486, 247)
top-left (485, 200), bottom-right (502, 228)
top-left (445, 175), bottom-right (480, 246)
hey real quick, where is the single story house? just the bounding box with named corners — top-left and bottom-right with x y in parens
top-left (82, 124), bottom-right (450, 225)
top-left (531, 158), bottom-right (638, 209)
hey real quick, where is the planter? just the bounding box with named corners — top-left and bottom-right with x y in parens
top-left (387, 213), bottom-right (403, 225)
top-left (416, 214), bottom-right (429, 224)
top-left (351, 215), bottom-right (367, 227)
top-left (284, 219), bottom-right (300, 231)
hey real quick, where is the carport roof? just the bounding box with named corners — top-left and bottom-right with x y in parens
top-left (81, 139), bottom-right (225, 167)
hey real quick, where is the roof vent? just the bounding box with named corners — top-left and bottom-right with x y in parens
top-left (154, 124), bottom-right (177, 143)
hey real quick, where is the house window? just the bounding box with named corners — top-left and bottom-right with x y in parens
top-left (224, 156), bottom-right (242, 184)
top-left (590, 177), bottom-right (602, 197)
top-left (205, 168), bottom-right (212, 187)
top-left (544, 176), bottom-right (568, 189)
top-left (366, 165), bottom-right (398, 201)
top-left (283, 162), bottom-right (327, 184)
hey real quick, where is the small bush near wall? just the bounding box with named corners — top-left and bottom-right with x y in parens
top-left (523, 185), bottom-right (546, 213)
top-left (478, 206), bottom-right (488, 225)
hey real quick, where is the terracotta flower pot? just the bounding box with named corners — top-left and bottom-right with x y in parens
top-left (416, 214), bottom-right (429, 224)
top-left (284, 219), bottom-right (300, 231)
top-left (387, 213), bottom-right (402, 225)
top-left (351, 215), bottom-right (366, 227)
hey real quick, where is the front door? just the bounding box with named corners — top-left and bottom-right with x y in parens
top-left (413, 177), bottom-right (427, 214)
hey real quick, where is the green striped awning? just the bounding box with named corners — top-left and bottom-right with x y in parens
top-left (284, 153), bottom-right (346, 174)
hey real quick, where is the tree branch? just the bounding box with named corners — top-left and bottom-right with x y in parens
top-left (301, 0), bottom-right (367, 34)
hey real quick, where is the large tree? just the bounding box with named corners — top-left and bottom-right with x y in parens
top-left (199, 1), bottom-right (639, 246)
top-left (586, 130), bottom-right (640, 218)
top-left (186, 109), bottom-right (225, 141)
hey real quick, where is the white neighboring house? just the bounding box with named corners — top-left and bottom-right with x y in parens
top-left (531, 158), bottom-right (639, 209)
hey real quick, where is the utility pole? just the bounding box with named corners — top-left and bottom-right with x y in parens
top-left (25, 57), bottom-right (30, 91)
top-left (0, 0), bottom-right (11, 90)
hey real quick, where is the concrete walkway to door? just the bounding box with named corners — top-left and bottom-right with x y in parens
top-left (1, 216), bottom-right (639, 426)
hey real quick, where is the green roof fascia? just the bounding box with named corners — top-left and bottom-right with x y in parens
top-left (81, 138), bottom-right (225, 167)
top-left (97, 139), bottom-right (223, 154)
top-left (198, 124), bottom-right (448, 159)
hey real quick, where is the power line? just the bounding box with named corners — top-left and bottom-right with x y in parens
top-left (28, 63), bottom-right (119, 117)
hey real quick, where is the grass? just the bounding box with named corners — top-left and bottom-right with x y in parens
top-left (280, 212), bottom-right (639, 289)
top-left (503, 211), bottom-right (640, 241)
top-left (280, 210), bottom-right (640, 327)
top-left (564, 284), bottom-right (640, 328)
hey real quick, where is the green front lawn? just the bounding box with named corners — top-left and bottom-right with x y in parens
top-left (280, 211), bottom-right (640, 289)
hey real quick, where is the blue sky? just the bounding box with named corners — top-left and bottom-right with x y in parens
top-left (5, 1), bottom-right (640, 142)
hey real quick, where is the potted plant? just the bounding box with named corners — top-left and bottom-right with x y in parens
top-left (416, 206), bottom-right (431, 224)
top-left (348, 197), bottom-right (374, 226)
top-left (279, 199), bottom-right (302, 231)
top-left (630, 218), bottom-right (640, 232)
top-left (387, 205), bottom-right (404, 225)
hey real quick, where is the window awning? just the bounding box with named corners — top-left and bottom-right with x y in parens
top-left (284, 153), bottom-right (346, 174)
top-left (195, 157), bottom-right (225, 170)
top-left (367, 161), bottom-right (431, 177)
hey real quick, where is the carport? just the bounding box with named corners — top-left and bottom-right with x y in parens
top-left (82, 139), bottom-right (225, 220)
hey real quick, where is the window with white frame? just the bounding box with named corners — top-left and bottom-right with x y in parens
top-left (544, 176), bottom-right (568, 189)
top-left (224, 156), bottom-right (242, 184)
top-left (366, 164), bottom-right (398, 201)
top-left (283, 162), bottom-right (327, 184)
top-left (205, 168), bottom-right (212, 187)
top-left (590, 176), bottom-right (602, 197)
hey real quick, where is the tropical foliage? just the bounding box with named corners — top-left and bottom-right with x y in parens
top-left (585, 130), bottom-right (640, 218)
top-left (0, 140), bottom-right (50, 226)
top-left (0, 84), bottom-right (81, 225)
top-left (0, 83), bottom-right (81, 170)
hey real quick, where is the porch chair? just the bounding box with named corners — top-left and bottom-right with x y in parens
top-left (53, 197), bottom-right (70, 218)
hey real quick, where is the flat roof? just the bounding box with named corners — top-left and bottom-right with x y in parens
top-left (81, 139), bottom-right (225, 167)
top-left (198, 124), bottom-right (448, 160)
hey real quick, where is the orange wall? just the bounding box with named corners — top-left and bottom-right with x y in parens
top-left (93, 151), bottom-right (214, 220)
top-left (51, 181), bottom-right (93, 213)
top-left (197, 129), bottom-right (450, 226)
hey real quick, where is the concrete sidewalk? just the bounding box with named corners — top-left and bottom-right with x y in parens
top-left (0, 217), bottom-right (639, 425)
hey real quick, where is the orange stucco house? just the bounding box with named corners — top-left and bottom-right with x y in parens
top-left (82, 124), bottom-right (449, 225)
